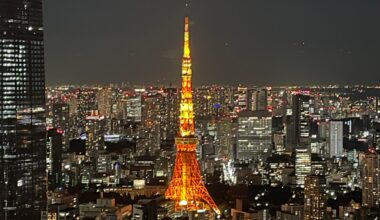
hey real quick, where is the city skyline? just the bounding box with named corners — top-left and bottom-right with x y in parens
top-left (3, 1), bottom-right (380, 219)
top-left (44, 0), bottom-right (380, 86)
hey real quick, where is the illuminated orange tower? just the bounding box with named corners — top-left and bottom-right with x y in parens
top-left (165, 17), bottom-right (221, 216)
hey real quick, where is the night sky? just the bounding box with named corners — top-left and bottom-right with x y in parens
top-left (44, 0), bottom-right (380, 86)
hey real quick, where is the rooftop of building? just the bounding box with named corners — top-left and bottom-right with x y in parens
top-left (238, 110), bottom-right (272, 118)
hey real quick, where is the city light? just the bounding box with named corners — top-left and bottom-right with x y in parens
top-left (1, 1), bottom-right (379, 219)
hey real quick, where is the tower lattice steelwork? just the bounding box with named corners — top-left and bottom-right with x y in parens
top-left (165, 16), bottom-right (221, 216)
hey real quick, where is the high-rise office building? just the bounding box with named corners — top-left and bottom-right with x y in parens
top-left (362, 152), bottom-right (379, 208)
top-left (0, 0), bottom-right (46, 218)
top-left (295, 148), bottom-right (311, 187)
top-left (85, 110), bottom-right (105, 155)
top-left (317, 121), bottom-right (329, 157)
top-left (142, 95), bottom-right (161, 153)
top-left (252, 88), bottom-right (268, 111)
top-left (52, 98), bottom-right (70, 149)
top-left (329, 120), bottom-right (343, 158)
top-left (217, 117), bottom-right (235, 160)
top-left (284, 115), bottom-right (296, 151)
top-left (126, 95), bottom-right (142, 122)
top-left (96, 88), bottom-right (113, 116)
top-left (236, 110), bottom-right (272, 161)
top-left (236, 86), bottom-right (249, 112)
top-left (76, 90), bottom-right (97, 131)
top-left (47, 128), bottom-right (63, 189)
top-left (273, 132), bottom-right (286, 154)
top-left (304, 175), bottom-right (326, 220)
top-left (292, 93), bottom-right (313, 148)
top-left (194, 87), bottom-right (215, 117)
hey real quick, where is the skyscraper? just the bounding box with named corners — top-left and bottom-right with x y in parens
top-left (76, 90), bottom-right (97, 131)
top-left (292, 93), bottom-right (313, 148)
top-left (252, 88), bottom-right (268, 111)
top-left (329, 120), bottom-right (343, 158)
top-left (47, 128), bottom-right (63, 189)
top-left (126, 95), bottom-right (142, 123)
top-left (362, 152), bottom-right (379, 208)
top-left (295, 148), bottom-right (311, 186)
top-left (304, 175), bottom-right (326, 220)
top-left (85, 110), bottom-right (105, 155)
top-left (52, 98), bottom-right (70, 149)
top-left (0, 0), bottom-right (46, 218)
top-left (236, 86), bottom-right (249, 112)
top-left (194, 87), bottom-right (215, 117)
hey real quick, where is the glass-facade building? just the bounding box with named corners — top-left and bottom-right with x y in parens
top-left (295, 148), bottom-right (311, 187)
top-left (0, 0), bottom-right (46, 218)
top-left (237, 110), bottom-right (272, 161)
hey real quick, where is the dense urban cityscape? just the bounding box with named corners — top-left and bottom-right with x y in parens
top-left (1, 0), bottom-right (380, 220)
top-left (42, 81), bottom-right (380, 219)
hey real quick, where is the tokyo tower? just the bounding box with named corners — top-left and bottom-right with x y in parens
top-left (165, 16), bottom-right (221, 216)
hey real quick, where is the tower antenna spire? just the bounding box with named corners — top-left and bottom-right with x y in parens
top-left (184, 0), bottom-right (190, 16)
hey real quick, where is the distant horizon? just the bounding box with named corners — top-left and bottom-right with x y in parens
top-left (46, 82), bottom-right (380, 88)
